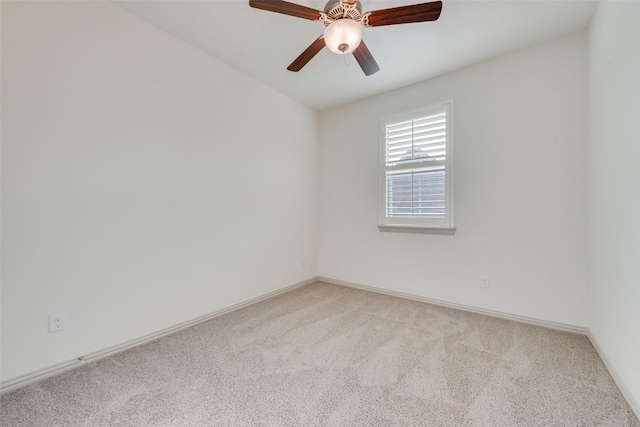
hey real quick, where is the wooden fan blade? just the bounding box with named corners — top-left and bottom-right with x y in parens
top-left (249, 0), bottom-right (322, 21)
top-left (353, 40), bottom-right (379, 76)
top-left (288, 36), bottom-right (326, 72)
top-left (364, 1), bottom-right (442, 27)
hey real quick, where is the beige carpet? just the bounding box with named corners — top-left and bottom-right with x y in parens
top-left (1, 281), bottom-right (638, 426)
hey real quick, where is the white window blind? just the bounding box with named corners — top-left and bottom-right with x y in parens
top-left (380, 102), bottom-right (454, 231)
top-left (386, 168), bottom-right (445, 217)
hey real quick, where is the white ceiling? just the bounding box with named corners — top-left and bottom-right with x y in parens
top-left (114, 0), bottom-right (597, 111)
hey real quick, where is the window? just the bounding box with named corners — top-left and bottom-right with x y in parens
top-left (379, 102), bottom-right (455, 234)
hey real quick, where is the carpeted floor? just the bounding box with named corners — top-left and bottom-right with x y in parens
top-left (1, 281), bottom-right (638, 426)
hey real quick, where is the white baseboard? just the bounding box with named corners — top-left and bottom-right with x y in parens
top-left (317, 276), bottom-right (588, 335)
top-left (587, 331), bottom-right (640, 422)
top-left (0, 277), bottom-right (316, 395)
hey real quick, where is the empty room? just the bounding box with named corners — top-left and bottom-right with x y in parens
top-left (1, 0), bottom-right (639, 425)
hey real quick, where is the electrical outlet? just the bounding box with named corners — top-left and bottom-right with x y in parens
top-left (302, 259), bottom-right (306, 267)
top-left (480, 275), bottom-right (490, 289)
top-left (49, 312), bottom-right (67, 333)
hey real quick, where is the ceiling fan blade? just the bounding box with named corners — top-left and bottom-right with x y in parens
top-left (353, 40), bottom-right (379, 76)
top-left (364, 1), bottom-right (442, 27)
top-left (249, 0), bottom-right (322, 21)
top-left (288, 36), bottom-right (326, 72)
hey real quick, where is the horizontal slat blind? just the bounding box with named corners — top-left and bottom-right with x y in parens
top-left (386, 169), bottom-right (445, 217)
top-left (384, 104), bottom-right (448, 219)
top-left (385, 109), bottom-right (447, 166)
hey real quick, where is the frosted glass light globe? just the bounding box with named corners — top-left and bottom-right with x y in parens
top-left (323, 19), bottom-right (362, 54)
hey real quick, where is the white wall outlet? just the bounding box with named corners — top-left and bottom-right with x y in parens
top-left (49, 312), bottom-right (67, 333)
top-left (302, 259), bottom-right (306, 267)
top-left (480, 275), bottom-right (490, 289)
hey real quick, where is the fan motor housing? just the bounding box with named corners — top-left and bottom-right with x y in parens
top-left (323, 0), bottom-right (362, 22)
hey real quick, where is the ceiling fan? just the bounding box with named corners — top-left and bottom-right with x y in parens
top-left (249, 0), bottom-right (443, 76)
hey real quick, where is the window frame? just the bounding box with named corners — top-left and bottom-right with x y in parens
top-left (378, 101), bottom-right (456, 235)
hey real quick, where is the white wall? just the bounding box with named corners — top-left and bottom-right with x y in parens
top-left (588, 1), bottom-right (640, 411)
top-left (1, 1), bottom-right (318, 382)
top-left (318, 32), bottom-right (588, 327)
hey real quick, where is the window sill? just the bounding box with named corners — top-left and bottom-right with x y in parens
top-left (378, 225), bottom-right (457, 235)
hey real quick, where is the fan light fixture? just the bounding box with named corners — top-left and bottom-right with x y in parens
top-left (323, 19), bottom-right (362, 54)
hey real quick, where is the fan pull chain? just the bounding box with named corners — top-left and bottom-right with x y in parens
top-left (343, 53), bottom-right (350, 67)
